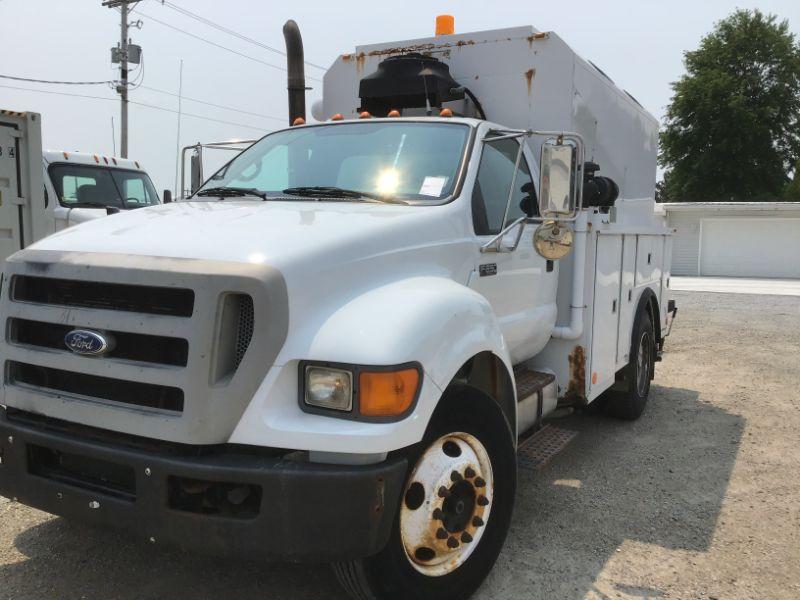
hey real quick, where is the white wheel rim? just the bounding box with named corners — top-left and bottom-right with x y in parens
top-left (399, 432), bottom-right (494, 577)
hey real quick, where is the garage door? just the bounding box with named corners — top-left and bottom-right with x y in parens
top-left (700, 218), bottom-right (800, 278)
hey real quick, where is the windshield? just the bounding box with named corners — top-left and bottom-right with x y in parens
top-left (48, 164), bottom-right (160, 209)
top-left (200, 121), bottom-right (471, 202)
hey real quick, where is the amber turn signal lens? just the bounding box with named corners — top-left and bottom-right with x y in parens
top-left (359, 368), bottom-right (419, 417)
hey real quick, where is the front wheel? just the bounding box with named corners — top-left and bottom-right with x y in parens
top-left (333, 389), bottom-right (516, 600)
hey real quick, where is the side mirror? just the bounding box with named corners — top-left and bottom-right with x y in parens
top-left (163, 189), bottom-right (173, 204)
top-left (539, 140), bottom-right (577, 218)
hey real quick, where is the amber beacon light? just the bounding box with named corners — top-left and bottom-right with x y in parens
top-left (435, 14), bottom-right (455, 36)
top-left (359, 368), bottom-right (420, 417)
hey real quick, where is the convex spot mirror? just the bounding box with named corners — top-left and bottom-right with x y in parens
top-left (539, 140), bottom-right (577, 217)
top-left (534, 220), bottom-right (574, 260)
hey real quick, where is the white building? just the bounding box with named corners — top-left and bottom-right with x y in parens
top-left (656, 202), bottom-right (800, 278)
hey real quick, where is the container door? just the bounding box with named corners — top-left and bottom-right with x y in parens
top-left (0, 121), bottom-right (22, 262)
top-left (589, 235), bottom-right (622, 398)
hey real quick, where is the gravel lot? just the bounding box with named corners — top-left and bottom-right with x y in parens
top-left (2, 289), bottom-right (799, 599)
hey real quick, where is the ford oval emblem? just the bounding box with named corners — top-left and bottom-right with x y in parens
top-left (64, 329), bottom-right (113, 356)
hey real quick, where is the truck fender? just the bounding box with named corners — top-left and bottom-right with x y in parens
top-left (301, 276), bottom-right (516, 442)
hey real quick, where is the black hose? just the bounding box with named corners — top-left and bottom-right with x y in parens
top-left (464, 87), bottom-right (487, 120)
top-left (283, 20), bottom-right (306, 125)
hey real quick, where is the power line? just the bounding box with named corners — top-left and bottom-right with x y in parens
top-left (0, 73), bottom-right (117, 86)
top-left (0, 83), bottom-right (270, 132)
top-left (157, 0), bottom-right (325, 71)
top-left (139, 85), bottom-right (287, 123)
top-left (135, 10), bottom-right (321, 82)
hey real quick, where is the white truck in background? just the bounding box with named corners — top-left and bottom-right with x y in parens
top-left (0, 109), bottom-right (163, 264)
top-left (0, 18), bottom-right (677, 600)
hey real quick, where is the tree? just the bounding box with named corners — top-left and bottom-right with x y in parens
top-left (659, 10), bottom-right (800, 201)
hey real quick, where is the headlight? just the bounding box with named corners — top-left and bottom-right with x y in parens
top-left (304, 366), bottom-right (353, 411)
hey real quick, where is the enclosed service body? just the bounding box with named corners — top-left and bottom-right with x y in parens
top-left (0, 21), bottom-right (674, 600)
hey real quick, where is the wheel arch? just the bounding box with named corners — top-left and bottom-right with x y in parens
top-left (436, 351), bottom-right (517, 444)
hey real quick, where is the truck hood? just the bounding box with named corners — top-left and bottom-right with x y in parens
top-left (30, 199), bottom-right (462, 269)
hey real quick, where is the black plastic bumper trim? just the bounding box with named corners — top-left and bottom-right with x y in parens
top-left (0, 410), bottom-right (406, 561)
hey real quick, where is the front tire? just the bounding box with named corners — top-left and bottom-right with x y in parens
top-left (333, 389), bottom-right (516, 600)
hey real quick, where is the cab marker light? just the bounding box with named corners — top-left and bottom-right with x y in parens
top-left (387, 109), bottom-right (401, 118)
top-left (93, 154), bottom-right (100, 163)
top-left (292, 117), bottom-right (306, 126)
top-left (331, 113), bottom-right (344, 121)
top-left (440, 108), bottom-right (454, 117)
top-left (62, 151), bottom-right (69, 160)
top-left (359, 111), bottom-right (372, 119)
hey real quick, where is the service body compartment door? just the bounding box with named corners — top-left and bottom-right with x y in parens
top-left (589, 234), bottom-right (622, 399)
top-left (616, 235), bottom-right (637, 367)
top-left (0, 121), bottom-right (22, 262)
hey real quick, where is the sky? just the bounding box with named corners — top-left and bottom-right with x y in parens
top-left (2, 0), bottom-right (799, 194)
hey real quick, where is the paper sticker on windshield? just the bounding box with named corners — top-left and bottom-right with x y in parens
top-left (419, 176), bottom-right (447, 197)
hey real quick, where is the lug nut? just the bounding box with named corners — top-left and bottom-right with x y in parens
top-left (472, 516), bottom-right (484, 527)
top-left (464, 467), bottom-right (476, 479)
top-left (438, 486), bottom-right (450, 498)
top-left (450, 470), bottom-right (462, 482)
top-left (461, 532), bottom-right (473, 543)
top-left (474, 477), bottom-right (486, 488)
top-left (477, 495), bottom-right (489, 507)
top-left (436, 527), bottom-right (448, 540)
top-left (433, 508), bottom-right (444, 520)
top-left (447, 536), bottom-right (459, 549)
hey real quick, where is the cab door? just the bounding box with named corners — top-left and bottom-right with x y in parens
top-left (468, 134), bottom-right (558, 364)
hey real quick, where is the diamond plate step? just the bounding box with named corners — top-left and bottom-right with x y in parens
top-left (513, 367), bottom-right (556, 402)
top-left (517, 424), bottom-right (577, 471)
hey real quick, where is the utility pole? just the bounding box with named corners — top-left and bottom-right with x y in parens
top-left (119, 1), bottom-right (128, 158)
top-left (104, 0), bottom-right (141, 158)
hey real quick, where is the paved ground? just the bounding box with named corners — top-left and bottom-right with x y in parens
top-left (2, 290), bottom-right (799, 599)
top-left (671, 276), bottom-right (800, 296)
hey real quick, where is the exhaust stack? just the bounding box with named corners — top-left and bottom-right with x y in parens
top-left (283, 19), bottom-right (306, 125)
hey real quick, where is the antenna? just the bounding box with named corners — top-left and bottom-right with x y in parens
top-left (111, 116), bottom-right (116, 156)
top-left (173, 59), bottom-right (183, 198)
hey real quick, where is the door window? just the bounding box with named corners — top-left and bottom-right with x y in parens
top-left (472, 138), bottom-right (537, 235)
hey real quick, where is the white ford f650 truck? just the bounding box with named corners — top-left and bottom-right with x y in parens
top-left (0, 19), bottom-right (676, 600)
top-left (0, 109), bottom-right (162, 264)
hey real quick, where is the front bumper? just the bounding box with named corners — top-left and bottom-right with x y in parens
top-left (0, 410), bottom-right (407, 561)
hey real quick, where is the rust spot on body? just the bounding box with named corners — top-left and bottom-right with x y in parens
top-left (527, 32), bottom-right (549, 46)
top-left (525, 68), bottom-right (536, 94)
top-left (565, 345), bottom-right (587, 403)
top-left (355, 52), bottom-right (366, 72)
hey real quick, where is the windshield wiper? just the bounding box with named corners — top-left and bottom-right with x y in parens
top-left (195, 186), bottom-right (268, 200)
top-left (282, 186), bottom-right (382, 201)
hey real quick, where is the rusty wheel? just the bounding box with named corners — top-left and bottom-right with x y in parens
top-left (333, 385), bottom-right (516, 600)
top-left (400, 432), bottom-right (494, 576)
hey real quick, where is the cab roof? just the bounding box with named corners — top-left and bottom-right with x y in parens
top-left (43, 150), bottom-right (146, 171)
